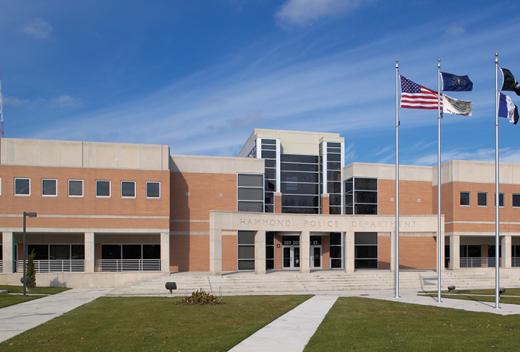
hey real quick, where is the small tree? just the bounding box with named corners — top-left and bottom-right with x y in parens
top-left (26, 249), bottom-right (37, 289)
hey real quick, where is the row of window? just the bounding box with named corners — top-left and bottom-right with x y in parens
top-left (4, 178), bottom-right (161, 199)
top-left (459, 191), bottom-right (520, 208)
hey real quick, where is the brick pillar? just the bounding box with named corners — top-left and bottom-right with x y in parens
top-left (274, 192), bottom-right (282, 214)
top-left (300, 231), bottom-right (310, 273)
top-left (2, 232), bottom-right (14, 273)
top-left (322, 234), bottom-right (330, 270)
top-left (321, 193), bottom-right (330, 215)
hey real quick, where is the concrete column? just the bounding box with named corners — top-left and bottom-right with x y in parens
top-left (84, 232), bottom-right (95, 273)
top-left (160, 232), bottom-right (171, 273)
top-left (2, 232), bottom-right (14, 273)
top-left (390, 230), bottom-right (396, 272)
top-left (300, 230), bottom-right (310, 273)
top-left (440, 232), bottom-right (446, 272)
top-left (255, 230), bottom-right (266, 274)
top-left (345, 232), bottom-right (355, 273)
top-left (210, 228), bottom-right (222, 275)
top-left (449, 234), bottom-right (460, 270)
top-left (502, 235), bottom-right (512, 269)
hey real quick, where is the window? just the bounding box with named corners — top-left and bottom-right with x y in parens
top-left (330, 232), bottom-right (343, 269)
top-left (96, 180), bottom-right (111, 197)
top-left (459, 192), bottom-right (470, 206)
top-left (266, 232), bottom-right (275, 270)
top-left (68, 180), bottom-right (84, 197)
top-left (513, 194), bottom-right (520, 208)
top-left (146, 182), bottom-right (161, 198)
top-left (345, 177), bottom-right (377, 215)
top-left (238, 231), bottom-right (255, 271)
top-left (355, 232), bottom-right (378, 269)
top-left (121, 181), bottom-right (136, 198)
top-left (494, 193), bottom-right (505, 207)
top-left (478, 192), bottom-right (487, 207)
top-left (42, 179), bottom-right (57, 197)
top-left (238, 174), bottom-right (264, 212)
top-left (14, 178), bottom-right (30, 196)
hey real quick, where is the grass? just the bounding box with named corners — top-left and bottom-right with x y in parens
top-left (306, 297), bottom-right (520, 351)
top-left (0, 285), bottom-right (69, 295)
top-left (420, 288), bottom-right (520, 305)
top-left (0, 285), bottom-right (70, 309)
top-left (0, 295), bottom-right (310, 352)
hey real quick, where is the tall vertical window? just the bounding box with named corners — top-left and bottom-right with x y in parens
top-left (478, 192), bottom-right (487, 207)
top-left (345, 178), bottom-right (377, 215)
top-left (146, 181), bottom-right (161, 198)
top-left (96, 180), bottom-right (111, 198)
top-left (68, 180), bottom-right (84, 197)
top-left (459, 192), bottom-right (470, 206)
top-left (237, 231), bottom-right (255, 271)
top-left (259, 139), bottom-right (277, 213)
top-left (281, 154), bottom-right (320, 214)
top-left (42, 179), bottom-right (57, 197)
top-left (237, 174), bottom-right (264, 212)
top-left (14, 178), bottom-right (31, 196)
top-left (266, 232), bottom-right (275, 270)
top-left (494, 193), bottom-right (504, 207)
top-left (321, 142), bottom-right (342, 214)
top-left (121, 181), bottom-right (136, 198)
top-left (330, 232), bottom-right (343, 269)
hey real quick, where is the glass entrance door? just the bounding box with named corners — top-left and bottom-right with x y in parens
top-left (282, 246), bottom-right (300, 269)
top-left (310, 245), bottom-right (322, 269)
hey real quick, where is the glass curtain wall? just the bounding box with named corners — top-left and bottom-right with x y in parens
top-left (237, 174), bottom-right (264, 212)
top-left (345, 177), bottom-right (378, 215)
top-left (281, 154), bottom-right (320, 213)
top-left (259, 139), bottom-right (277, 213)
top-left (327, 142), bottom-right (342, 214)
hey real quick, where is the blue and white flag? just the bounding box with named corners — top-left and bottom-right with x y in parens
top-left (441, 72), bottom-right (473, 91)
top-left (499, 93), bottom-right (519, 125)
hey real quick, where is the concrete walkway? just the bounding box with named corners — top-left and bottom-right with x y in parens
top-left (346, 290), bottom-right (520, 316)
top-left (229, 295), bottom-right (337, 352)
top-left (0, 288), bottom-right (108, 343)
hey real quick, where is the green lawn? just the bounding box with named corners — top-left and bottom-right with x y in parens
top-left (306, 297), bottom-right (520, 351)
top-left (0, 286), bottom-right (69, 309)
top-left (0, 295), bottom-right (310, 352)
top-left (420, 288), bottom-right (520, 305)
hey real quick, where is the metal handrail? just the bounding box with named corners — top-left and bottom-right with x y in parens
top-left (460, 257), bottom-right (501, 268)
top-left (96, 259), bottom-right (161, 272)
top-left (512, 257), bottom-right (520, 267)
top-left (16, 259), bottom-right (84, 273)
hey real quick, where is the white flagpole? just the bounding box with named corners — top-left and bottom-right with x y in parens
top-left (494, 52), bottom-right (500, 309)
top-left (437, 59), bottom-right (443, 303)
top-left (395, 60), bottom-right (400, 299)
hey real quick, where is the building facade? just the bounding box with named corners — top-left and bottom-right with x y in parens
top-left (0, 129), bottom-right (519, 285)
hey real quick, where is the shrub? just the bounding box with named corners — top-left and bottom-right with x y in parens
top-left (26, 249), bottom-right (37, 289)
top-left (182, 289), bottom-right (222, 305)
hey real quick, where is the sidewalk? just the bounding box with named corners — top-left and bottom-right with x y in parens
top-left (229, 295), bottom-right (338, 352)
top-left (0, 288), bottom-right (109, 343)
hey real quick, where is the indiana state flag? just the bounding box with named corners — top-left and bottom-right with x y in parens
top-left (441, 72), bottom-right (473, 91)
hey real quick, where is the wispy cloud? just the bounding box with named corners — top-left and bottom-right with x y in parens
top-left (444, 25), bottom-right (466, 37)
top-left (21, 19), bottom-right (53, 39)
top-left (413, 147), bottom-right (520, 165)
top-left (4, 95), bottom-right (81, 109)
top-left (276, 0), bottom-right (363, 26)
top-left (26, 9), bottom-right (520, 158)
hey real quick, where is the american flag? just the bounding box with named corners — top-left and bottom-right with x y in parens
top-left (400, 75), bottom-right (441, 110)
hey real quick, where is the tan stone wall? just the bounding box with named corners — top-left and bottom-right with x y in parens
top-left (378, 179), bottom-right (433, 216)
top-left (170, 235), bottom-right (209, 272)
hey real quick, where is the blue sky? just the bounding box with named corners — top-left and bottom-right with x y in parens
top-left (2, 0), bottom-right (520, 165)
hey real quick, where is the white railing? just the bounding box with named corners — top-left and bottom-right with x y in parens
top-left (96, 259), bottom-right (161, 272)
top-left (460, 257), bottom-right (501, 268)
top-left (513, 257), bottom-right (520, 267)
top-left (16, 260), bottom-right (84, 273)
top-left (0, 260), bottom-right (2, 273)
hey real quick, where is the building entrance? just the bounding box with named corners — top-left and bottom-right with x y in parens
top-left (282, 236), bottom-right (300, 270)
